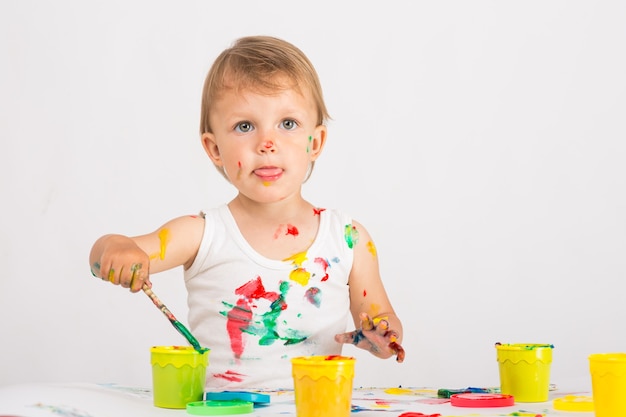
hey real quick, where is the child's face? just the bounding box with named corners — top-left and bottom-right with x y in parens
top-left (202, 84), bottom-right (326, 204)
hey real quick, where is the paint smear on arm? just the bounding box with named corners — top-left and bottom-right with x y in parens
top-left (148, 228), bottom-right (171, 261)
top-left (367, 241), bottom-right (377, 257)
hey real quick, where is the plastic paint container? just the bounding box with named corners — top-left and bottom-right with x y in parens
top-left (150, 345), bottom-right (209, 409)
top-left (495, 343), bottom-right (553, 402)
top-left (589, 353), bottom-right (626, 417)
top-left (291, 355), bottom-right (355, 417)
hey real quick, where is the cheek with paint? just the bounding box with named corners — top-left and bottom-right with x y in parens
top-left (237, 161), bottom-right (242, 180)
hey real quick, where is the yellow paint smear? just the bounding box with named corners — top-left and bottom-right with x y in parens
top-left (370, 304), bottom-right (382, 318)
top-left (157, 228), bottom-right (170, 260)
top-left (289, 268), bottom-right (311, 286)
top-left (284, 251), bottom-right (310, 285)
top-left (367, 241), bottom-right (377, 256)
top-left (384, 387), bottom-right (438, 396)
top-left (284, 251), bottom-right (307, 265)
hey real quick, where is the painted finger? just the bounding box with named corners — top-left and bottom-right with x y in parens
top-left (360, 313), bottom-right (374, 331)
top-left (334, 331), bottom-right (357, 344)
top-left (389, 341), bottom-right (406, 363)
top-left (351, 329), bottom-right (366, 345)
top-left (129, 263), bottom-right (144, 292)
top-left (117, 265), bottom-right (131, 288)
top-left (376, 319), bottom-right (390, 335)
top-left (91, 262), bottom-right (102, 278)
top-left (108, 268), bottom-right (116, 284)
top-left (385, 329), bottom-right (400, 341)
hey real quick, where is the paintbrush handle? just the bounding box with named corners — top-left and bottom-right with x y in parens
top-left (142, 283), bottom-right (177, 321)
top-left (141, 284), bottom-right (207, 353)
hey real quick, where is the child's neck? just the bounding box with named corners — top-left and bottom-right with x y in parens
top-left (228, 194), bottom-right (313, 222)
top-left (227, 194), bottom-right (321, 260)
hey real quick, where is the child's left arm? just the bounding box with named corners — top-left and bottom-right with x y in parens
top-left (334, 220), bottom-right (405, 363)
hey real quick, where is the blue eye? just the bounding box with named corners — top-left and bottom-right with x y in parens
top-left (281, 119), bottom-right (298, 130)
top-left (235, 122), bottom-right (253, 133)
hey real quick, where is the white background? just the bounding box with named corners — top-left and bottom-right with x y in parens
top-left (1, 0), bottom-right (625, 390)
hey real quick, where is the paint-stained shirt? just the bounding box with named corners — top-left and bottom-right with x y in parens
top-left (184, 204), bottom-right (354, 389)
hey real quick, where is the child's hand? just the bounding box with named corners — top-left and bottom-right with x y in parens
top-left (90, 235), bottom-right (151, 293)
top-left (334, 312), bottom-right (406, 363)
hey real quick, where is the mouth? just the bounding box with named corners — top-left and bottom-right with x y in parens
top-left (253, 166), bottom-right (283, 182)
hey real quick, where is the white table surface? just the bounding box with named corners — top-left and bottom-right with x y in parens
top-left (0, 382), bottom-right (594, 417)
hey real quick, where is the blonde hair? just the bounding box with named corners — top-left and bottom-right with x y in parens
top-left (199, 36), bottom-right (330, 181)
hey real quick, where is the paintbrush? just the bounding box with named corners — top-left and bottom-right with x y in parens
top-left (142, 283), bottom-right (208, 353)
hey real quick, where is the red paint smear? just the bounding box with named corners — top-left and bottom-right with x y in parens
top-left (225, 277), bottom-right (281, 358)
top-left (363, 289), bottom-right (367, 297)
top-left (398, 413), bottom-right (441, 417)
top-left (314, 257), bottom-right (330, 281)
top-left (236, 276), bottom-right (279, 301)
top-left (313, 207), bottom-right (326, 216)
top-left (226, 300), bottom-right (252, 358)
top-left (213, 370), bottom-right (246, 383)
top-left (286, 224), bottom-right (299, 237)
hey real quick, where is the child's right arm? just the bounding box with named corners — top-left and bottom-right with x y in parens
top-left (89, 215), bottom-right (205, 293)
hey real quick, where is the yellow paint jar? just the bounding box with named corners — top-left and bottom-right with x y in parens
top-left (589, 353), bottom-right (626, 417)
top-left (495, 343), bottom-right (553, 402)
top-left (291, 355), bottom-right (355, 417)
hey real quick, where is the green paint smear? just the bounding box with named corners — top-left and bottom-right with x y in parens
top-left (344, 224), bottom-right (359, 249)
top-left (221, 281), bottom-right (307, 347)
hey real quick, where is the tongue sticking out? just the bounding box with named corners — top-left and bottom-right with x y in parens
top-left (254, 167), bottom-right (283, 180)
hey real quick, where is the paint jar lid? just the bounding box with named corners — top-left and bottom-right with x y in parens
top-left (186, 400), bottom-right (254, 415)
top-left (205, 391), bottom-right (270, 405)
top-left (450, 393), bottom-right (515, 407)
top-left (553, 395), bottom-right (594, 411)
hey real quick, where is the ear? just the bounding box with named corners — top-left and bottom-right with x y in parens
top-left (308, 125), bottom-right (327, 162)
top-left (201, 132), bottom-right (224, 166)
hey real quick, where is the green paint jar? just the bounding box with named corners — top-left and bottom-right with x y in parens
top-left (150, 345), bottom-right (209, 409)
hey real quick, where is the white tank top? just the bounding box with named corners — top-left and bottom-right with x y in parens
top-left (184, 205), bottom-right (353, 389)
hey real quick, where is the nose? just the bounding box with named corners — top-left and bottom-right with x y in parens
top-left (260, 140), bottom-right (276, 153)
